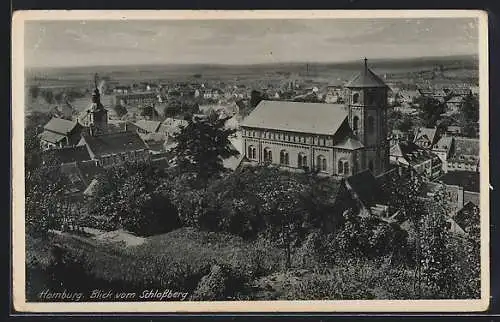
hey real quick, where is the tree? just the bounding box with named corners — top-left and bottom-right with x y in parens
top-left (415, 96), bottom-right (445, 128)
top-left (458, 94), bottom-right (479, 137)
top-left (87, 163), bottom-right (181, 236)
top-left (419, 186), bottom-right (455, 298)
top-left (250, 90), bottom-right (266, 108)
top-left (172, 111), bottom-right (239, 187)
top-left (25, 164), bottom-right (69, 237)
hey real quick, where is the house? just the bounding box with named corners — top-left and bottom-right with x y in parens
top-left (447, 137), bottom-right (480, 172)
top-left (113, 85), bottom-right (131, 94)
top-left (134, 120), bottom-right (162, 135)
top-left (395, 90), bottom-right (419, 105)
top-left (39, 118), bottom-right (83, 150)
top-left (78, 131), bottom-right (150, 168)
top-left (445, 96), bottom-right (464, 113)
top-left (241, 59), bottom-right (390, 177)
top-left (431, 135), bottom-right (454, 172)
top-left (390, 141), bottom-right (442, 181)
top-left (113, 92), bottom-right (158, 107)
top-left (438, 171), bottom-right (480, 207)
top-left (159, 118), bottom-right (189, 136)
top-left (413, 127), bottom-right (441, 149)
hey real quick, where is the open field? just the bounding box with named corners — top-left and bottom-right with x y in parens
top-left (25, 54), bottom-right (479, 90)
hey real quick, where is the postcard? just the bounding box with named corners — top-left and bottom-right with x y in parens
top-left (11, 10), bottom-right (490, 312)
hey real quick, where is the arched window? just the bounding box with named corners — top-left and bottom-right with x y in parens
top-left (352, 92), bottom-right (359, 104)
top-left (343, 161), bottom-right (349, 175)
top-left (367, 116), bottom-right (375, 133)
top-left (248, 145), bottom-right (257, 160)
top-left (264, 147), bottom-right (272, 163)
top-left (368, 160), bottom-right (374, 172)
top-left (298, 152), bottom-right (307, 168)
top-left (280, 150), bottom-right (289, 165)
top-left (317, 155), bottom-right (327, 172)
top-left (338, 159), bottom-right (350, 175)
top-left (353, 116), bottom-right (359, 133)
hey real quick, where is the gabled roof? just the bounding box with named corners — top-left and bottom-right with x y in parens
top-left (345, 170), bottom-right (388, 208)
top-left (433, 136), bottom-right (453, 152)
top-left (334, 136), bottom-right (364, 150)
top-left (345, 66), bottom-right (387, 89)
top-left (39, 131), bottom-right (66, 144)
top-left (44, 117), bottom-right (80, 135)
top-left (241, 100), bottom-right (347, 135)
top-left (134, 120), bottom-right (161, 133)
top-left (414, 127), bottom-right (438, 145)
top-left (49, 145), bottom-right (91, 164)
top-left (453, 137), bottom-right (479, 156)
top-left (82, 132), bottom-right (148, 158)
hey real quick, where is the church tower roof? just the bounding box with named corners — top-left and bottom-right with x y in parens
top-left (345, 58), bottom-right (388, 88)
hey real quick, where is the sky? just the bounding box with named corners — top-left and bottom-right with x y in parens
top-left (24, 18), bottom-right (479, 68)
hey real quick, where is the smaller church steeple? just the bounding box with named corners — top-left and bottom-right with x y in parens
top-left (364, 57), bottom-right (368, 75)
top-left (86, 73), bottom-right (108, 136)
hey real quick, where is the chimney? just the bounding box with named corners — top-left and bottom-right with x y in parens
top-left (364, 57), bottom-right (368, 75)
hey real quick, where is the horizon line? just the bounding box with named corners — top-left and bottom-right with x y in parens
top-left (25, 53), bottom-right (479, 71)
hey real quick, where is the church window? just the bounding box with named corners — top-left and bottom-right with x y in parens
top-left (352, 93), bottom-right (359, 104)
top-left (343, 161), bottom-right (349, 174)
top-left (298, 153), bottom-right (307, 168)
top-left (264, 147), bottom-right (273, 163)
top-left (338, 159), bottom-right (350, 175)
top-left (353, 116), bottom-right (359, 133)
top-left (367, 116), bottom-right (375, 133)
top-left (280, 150), bottom-right (289, 165)
top-left (317, 155), bottom-right (327, 172)
top-left (248, 145), bottom-right (257, 160)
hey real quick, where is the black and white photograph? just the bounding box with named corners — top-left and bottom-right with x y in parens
top-left (12, 10), bottom-right (489, 312)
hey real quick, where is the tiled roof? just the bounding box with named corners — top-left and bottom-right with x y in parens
top-left (241, 100), bottom-right (347, 135)
top-left (134, 120), bottom-right (161, 133)
top-left (50, 145), bottom-right (91, 164)
top-left (39, 131), bottom-right (66, 144)
top-left (160, 118), bottom-right (189, 135)
top-left (453, 137), bottom-right (479, 156)
top-left (345, 67), bottom-right (387, 88)
top-left (414, 127), bottom-right (438, 145)
top-left (82, 132), bottom-right (148, 157)
top-left (44, 117), bottom-right (79, 135)
top-left (433, 136), bottom-right (453, 152)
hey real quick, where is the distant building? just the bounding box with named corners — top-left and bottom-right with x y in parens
top-left (113, 92), bottom-right (158, 107)
top-left (445, 96), bottom-right (464, 113)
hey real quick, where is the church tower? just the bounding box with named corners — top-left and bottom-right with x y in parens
top-left (86, 73), bottom-right (108, 136)
top-left (345, 58), bottom-right (389, 176)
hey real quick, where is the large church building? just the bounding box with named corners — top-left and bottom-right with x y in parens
top-left (241, 59), bottom-right (390, 177)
